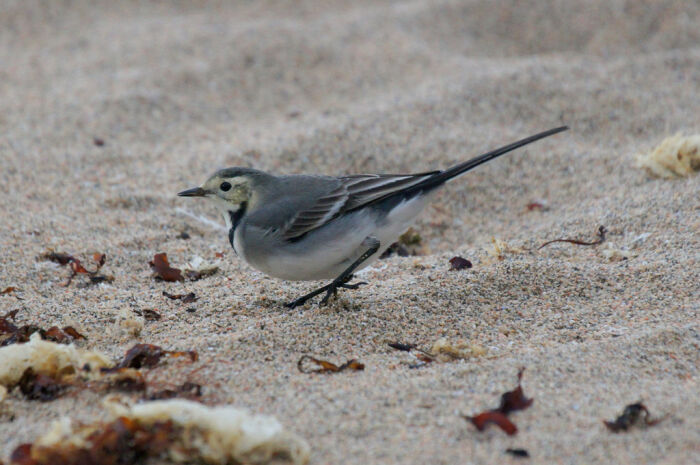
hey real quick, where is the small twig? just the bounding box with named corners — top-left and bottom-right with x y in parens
top-left (538, 226), bottom-right (607, 250)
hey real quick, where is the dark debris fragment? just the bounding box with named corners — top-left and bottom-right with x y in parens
top-left (148, 382), bottom-right (202, 401)
top-left (162, 291), bottom-right (197, 303)
top-left (505, 448), bottom-right (530, 458)
top-left (134, 308), bottom-right (162, 321)
top-left (449, 256), bottom-right (472, 270)
top-left (604, 402), bottom-right (665, 432)
top-left (388, 342), bottom-right (416, 352)
top-left (297, 355), bottom-right (364, 374)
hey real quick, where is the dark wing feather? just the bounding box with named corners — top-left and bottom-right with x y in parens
top-left (280, 172), bottom-right (438, 240)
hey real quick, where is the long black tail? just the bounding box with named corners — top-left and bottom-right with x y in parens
top-left (362, 126), bottom-right (568, 212)
top-left (421, 126), bottom-right (568, 191)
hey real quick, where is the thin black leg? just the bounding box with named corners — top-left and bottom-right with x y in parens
top-left (285, 238), bottom-right (380, 308)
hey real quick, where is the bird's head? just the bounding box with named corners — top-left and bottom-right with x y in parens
top-left (178, 167), bottom-right (263, 228)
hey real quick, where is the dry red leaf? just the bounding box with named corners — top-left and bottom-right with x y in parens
top-left (538, 225), bottom-right (607, 250)
top-left (526, 201), bottom-right (548, 211)
top-left (149, 253), bottom-right (184, 282)
top-left (497, 369), bottom-right (533, 414)
top-left (449, 256), bottom-right (472, 270)
top-left (297, 355), bottom-right (365, 374)
top-left (604, 402), bottom-right (665, 432)
top-left (466, 412), bottom-right (517, 435)
top-left (465, 368), bottom-right (533, 435)
top-left (162, 291), bottom-right (197, 303)
top-left (42, 326), bottom-right (86, 344)
top-left (105, 344), bottom-right (197, 372)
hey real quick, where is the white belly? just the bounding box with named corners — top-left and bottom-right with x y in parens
top-left (235, 193), bottom-right (432, 281)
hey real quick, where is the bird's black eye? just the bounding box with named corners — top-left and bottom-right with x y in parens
top-left (220, 181), bottom-right (232, 191)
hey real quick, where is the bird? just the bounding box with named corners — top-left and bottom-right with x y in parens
top-left (178, 126), bottom-right (568, 308)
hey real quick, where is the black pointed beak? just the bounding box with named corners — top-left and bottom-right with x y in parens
top-left (178, 187), bottom-right (206, 197)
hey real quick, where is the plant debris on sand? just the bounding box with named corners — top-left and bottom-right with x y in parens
top-left (463, 368), bottom-right (533, 435)
top-left (604, 402), bottom-right (665, 432)
top-left (297, 355), bottom-right (365, 374)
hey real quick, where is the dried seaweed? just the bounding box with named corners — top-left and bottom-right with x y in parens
top-left (604, 402), bottom-right (665, 432)
top-left (1, 286), bottom-right (18, 295)
top-left (149, 253), bottom-right (184, 282)
top-left (148, 382), bottom-right (202, 401)
top-left (9, 400), bottom-right (309, 465)
top-left (17, 368), bottom-right (69, 401)
top-left (387, 342), bottom-right (416, 352)
top-left (10, 416), bottom-right (181, 465)
top-left (297, 355), bottom-right (364, 374)
top-left (538, 226), bottom-right (607, 250)
top-left (40, 251), bottom-right (112, 286)
top-left (105, 344), bottom-right (198, 371)
top-left (464, 368), bottom-right (533, 435)
top-left (0, 311), bottom-right (86, 347)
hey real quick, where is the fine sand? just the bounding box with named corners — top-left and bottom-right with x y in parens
top-left (1, 1), bottom-right (698, 463)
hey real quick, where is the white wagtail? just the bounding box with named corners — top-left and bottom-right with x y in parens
top-left (179, 126), bottom-right (567, 307)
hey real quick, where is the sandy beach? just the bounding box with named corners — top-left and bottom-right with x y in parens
top-left (1, 1), bottom-right (698, 463)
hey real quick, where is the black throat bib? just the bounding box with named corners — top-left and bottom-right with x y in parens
top-left (228, 202), bottom-right (248, 254)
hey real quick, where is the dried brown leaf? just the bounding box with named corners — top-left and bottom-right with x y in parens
top-left (465, 368), bottom-right (533, 435)
top-left (1, 286), bottom-right (18, 295)
top-left (106, 344), bottom-right (197, 371)
top-left (150, 253), bottom-right (184, 282)
top-left (465, 412), bottom-right (517, 435)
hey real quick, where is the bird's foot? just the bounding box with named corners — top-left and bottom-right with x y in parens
top-left (284, 275), bottom-right (367, 308)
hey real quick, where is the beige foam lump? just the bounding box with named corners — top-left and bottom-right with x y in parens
top-left (486, 237), bottom-right (523, 260)
top-left (32, 398), bottom-right (310, 464)
top-left (636, 134), bottom-right (700, 178)
top-left (430, 337), bottom-right (487, 362)
top-left (0, 332), bottom-right (111, 389)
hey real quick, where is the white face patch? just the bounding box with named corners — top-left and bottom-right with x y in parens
top-left (205, 195), bottom-right (240, 229)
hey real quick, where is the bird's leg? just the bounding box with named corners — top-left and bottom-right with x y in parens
top-left (285, 238), bottom-right (380, 308)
